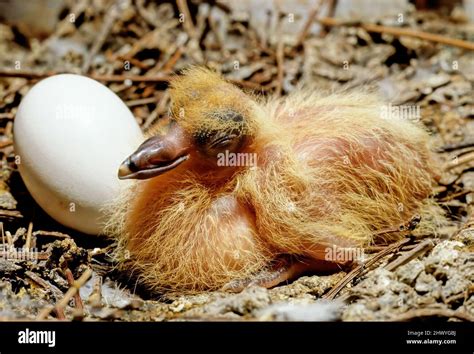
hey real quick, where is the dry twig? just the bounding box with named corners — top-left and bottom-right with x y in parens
top-left (385, 239), bottom-right (435, 271)
top-left (88, 275), bottom-right (103, 307)
top-left (25, 271), bottom-right (64, 300)
top-left (36, 268), bottom-right (92, 320)
top-left (64, 268), bottom-right (85, 313)
top-left (444, 151), bottom-right (474, 171)
top-left (294, 0), bottom-right (324, 48)
top-left (0, 209), bottom-right (23, 219)
top-left (82, 0), bottom-right (125, 73)
top-left (176, 0), bottom-right (196, 39)
top-left (323, 237), bottom-right (412, 300)
top-left (0, 69), bottom-right (266, 91)
top-left (24, 221), bottom-right (33, 250)
top-left (275, 5), bottom-right (285, 96)
top-left (0, 250), bottom-right (50, 260)
top-left (33, 230), bottom-right (71, 239)
top-left (317, 17), bottom-right (474, 50)
top-left (0, 69), bottom-right (172, 83)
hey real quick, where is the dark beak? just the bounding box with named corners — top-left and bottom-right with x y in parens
top-left (118, 123), bottom-right (191, 180)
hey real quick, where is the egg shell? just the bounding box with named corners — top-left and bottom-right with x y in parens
top-left (13, 74), bottom-right (144, 234)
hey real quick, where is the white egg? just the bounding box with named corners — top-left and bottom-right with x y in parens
top-left (13, 74), bottom-right (145, 234)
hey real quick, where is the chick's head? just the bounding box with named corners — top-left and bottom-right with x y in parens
top-left (118, 67), bottom-right (259, 181)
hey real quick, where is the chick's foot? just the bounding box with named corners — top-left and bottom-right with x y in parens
top-left (221, 255), bottom-right (344, 293)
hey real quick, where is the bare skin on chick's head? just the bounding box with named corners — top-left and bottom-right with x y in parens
top-left (109, 67), bottom-right (444, 294)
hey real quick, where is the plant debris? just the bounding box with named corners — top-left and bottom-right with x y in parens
top-left (0, 0), bottom-right (472, 321)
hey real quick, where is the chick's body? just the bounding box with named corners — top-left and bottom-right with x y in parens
top-left (108, 68), bottom-right (442, 293)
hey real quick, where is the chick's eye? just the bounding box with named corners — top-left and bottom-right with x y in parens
top-left (214, 139), bottom-right (233, 149)
top-left (194, 108), bottom-right (248, 155)
top-left (209, 135), bottom-right (237, 149)
top-left (194, 130), bottom-right (243, 156)
top-left (194, 129), bottom-right (238, 148)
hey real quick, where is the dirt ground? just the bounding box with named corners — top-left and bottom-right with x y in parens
top-left (0, 0), bottom-right (473, 321)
